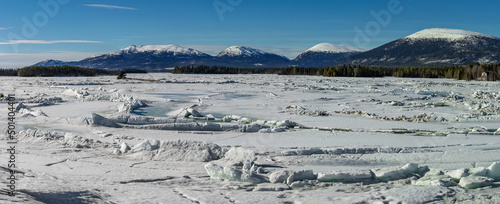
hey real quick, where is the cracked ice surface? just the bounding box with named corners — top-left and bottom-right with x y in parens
top-left (0, 74), bottom-right (499, 203)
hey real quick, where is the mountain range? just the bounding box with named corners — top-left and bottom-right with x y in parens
top-left (32, 28), bottom-right (500, 70)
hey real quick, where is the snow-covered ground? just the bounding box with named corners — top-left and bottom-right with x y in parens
top-left (1, 73), bottom-right (499, 203)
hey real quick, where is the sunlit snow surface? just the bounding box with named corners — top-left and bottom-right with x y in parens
top-left (217, 46), bottom-right (267, 57)
top-left (1, 73), bottom-right (499, 203)
top-left (404, 28), bottom-right (498, 40)
top-left (306, 42), bottom-right (366, 53)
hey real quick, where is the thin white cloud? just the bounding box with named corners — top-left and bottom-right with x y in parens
top-left (83, 4), bottom-right (137, 10)
top-left (0, 51), bottom-right (100, 68)
top-left (0, 27), bottom-right (13, 30)
top-left (0, 40), bottom-right (103, 45)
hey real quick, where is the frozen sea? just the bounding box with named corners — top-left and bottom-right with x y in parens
top-left (0, 73), bottom-right (499, 203)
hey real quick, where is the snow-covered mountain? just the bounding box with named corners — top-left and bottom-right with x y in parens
top-left (30, 29), bottom-right (500, 70)
top-left (31, 59), bottom-right (71, 67)
top-left (217, 46), bottom-right (266, 57)
top-left (293, 43), bottom-right (365, 67)
top-left (215, 46), bottom-right (291, 68)
top-left (31, 45), bottom-right (292, 69)
top-left (32, 45), bottom-right (214, 71)
top-left (343, 28), bottom-right (500, 66)
top-left (118, 45), bottom-right (208, 56)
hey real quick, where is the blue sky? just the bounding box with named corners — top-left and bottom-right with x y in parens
top-left (1, 0), bottom-right (499, 68)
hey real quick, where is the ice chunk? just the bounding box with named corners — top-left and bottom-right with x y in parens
top-left (204, 163), bottom-right (267, 184)
top-left (372, 167), bottom-right (405, 181)
top-left (401, 163), bottom-right (419, 174)
top-left (224, 147), bottom-right (256, 165)
top-left (446, 168), bottom-right (469, 180)
top-left (151, 140), bottom-right (224, 162)
top-left (253, 183), bottom-right (290, 191)
top-left (269, 170), bottom-right (291, 183)
top-left (120, 142), bottom-right (131, 153)
top-left (131, 140), bottom-right (152, 152)
top-left (286, 170), bottom-right (315, 185)
top-left (458, 176), bottom-right (494, 189)
top-left (14, 102), bottom-right (27, 112)
top-left (150, 140), bottom-right (160, 150)
top-left (413, 175), bottom-right (456, 187)
top-left (117, 99), bottom-right (146, 113)
top-left (171, 107), bottom-right (203, 118)
top-left (317, 169), bottom-right (372, 182)
top-left (469, 167), bottom-right (487, 177)
top-left (371, 163), bottom-right (422, 181)
top-left (237, 124), bottom-right (261, 132)
top-left (91, 113), bottom-right (130, 128)
top-left (486, 162), bottom-right (500, 181)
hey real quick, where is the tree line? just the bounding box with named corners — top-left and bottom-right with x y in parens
top-left (173, 63), bottom-right (500, 81)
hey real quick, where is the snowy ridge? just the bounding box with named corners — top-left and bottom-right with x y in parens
top-left (404, 28), bottom-right (498, 40)
top-left (119, 44), bottom-right (207, 56)
top-left (217, 46), bottom-right (267, 57)
top-left (306, 43), bottom-right (365, 53)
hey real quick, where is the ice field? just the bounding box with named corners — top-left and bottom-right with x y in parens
top-left (1, 73), bottom-right (500, 203)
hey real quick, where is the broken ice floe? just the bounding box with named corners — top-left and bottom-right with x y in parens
top-left (205, 159), bottom-right (500, 190)
top-left (91, 113), bottom-right (298, 133)
top-left (17, 129), bottom-right (104, 148)
top-left (124, 140), bottom-right (225, 162)
top-left (204, 147), bottom-right (267, 183)
top-left (17, 128), bottom-right (225, 162)
top-left (334, 110), bottom-right (448, 123)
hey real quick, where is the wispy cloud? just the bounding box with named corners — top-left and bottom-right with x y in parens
top-left (83, 4), bottom-right (137, 10)
top-left (0, 27), bottom-right (13, 30)
top-left (0, 51), bottom-right (100, 68)
top-left (0, 40), bottom-right (103, 45)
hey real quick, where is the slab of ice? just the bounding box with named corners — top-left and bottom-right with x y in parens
top-left (286, 170), bottom-right (315, 185)
top-left (224, 147), bottom-right (256, 165)
top-left (372, 163), bottom-right (427, 181)
top-left (446, 168), bottom-right (469, 180)
top-left (204, 163), bottom-right (267, 184)
top-left (486, 162), bottom-right (500, 181)
top-left (151, 140), bottom-right (224, 162)
top-left (413, 175), bottom-right (456, 187)
top-left (131, 140), bottom-right (153, 152)
top-left (469, 167), bottom-right (488, 177)
top-left (459, 176), bottom-right (494, 189)
top-left (120, 142), bottom-right (131, 153)
top-left (317, 169), bottom-right (372, 182)
top-left (253, 183), bottom-right (290, 191)
top-left (269, 170), bottom-right (291, 184)
top-left (372, 167), bottom-right (405, 181)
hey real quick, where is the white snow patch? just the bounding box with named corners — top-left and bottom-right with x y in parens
top-left (404, 28), bottom-right (498, 40)
top-left (306, 42), bottom-right (366, 53)
top-left (119, 44), bottom-right (207, 56)
top-left (217, 46), bottom-right (266, 57)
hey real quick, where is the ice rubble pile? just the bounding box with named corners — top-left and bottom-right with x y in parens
top-left (117, 140), bottom-right (225, 162)
top-left (204, 147), bottom-right (267, 184)
top-left (334, 110), bottom-right (448, 123)
top-left (15, 129), bottom-right (225, 162)
top-left (63, 89), bottom-right (147, 113)
top-left (204, 148), bottom-right (500, 190)
top-left (16, 129), bottom-right (105, 148)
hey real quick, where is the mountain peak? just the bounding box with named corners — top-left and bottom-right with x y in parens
top-left (217, 46), bottom-right (267, 57)
top-left (120, 44), bottom-right (207, 56)
top-left (404, 28), bottom-right (497, 40)
top-left (306, 43), bottom-right (365, 53)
